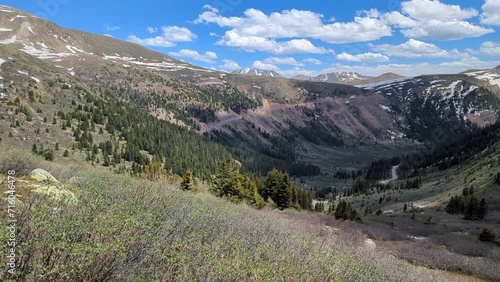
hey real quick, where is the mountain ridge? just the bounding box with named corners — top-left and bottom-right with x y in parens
top-left (232, 67), bottom-right (283, 77)
top-left (292, 71), bottom-right (405, 85)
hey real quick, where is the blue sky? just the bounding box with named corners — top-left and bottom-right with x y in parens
top-left (3, 0), bottom-right (500, 77)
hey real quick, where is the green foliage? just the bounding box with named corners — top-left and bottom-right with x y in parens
top-left (366, 157), bottom-right (400, 180)
top-left (142, 161), bottom-right (165, 181)
top-left (180, 169), bottom-right (196, 192)
top-left (262, 169), bottom-right (292, 210)
top-left (478, 226), bottom-right (496, 242)
top-left (211, 157), bottom-right (311, 210)
top-left (335, 200), bottom-right (361, 222)
top-left (445, 187), bottom-right (487, 220)
top-left (314, 202), bottom-right (325, 212)
top-left (0, 170), bottom-right (382, 281)
top-left (212, 155), bottom-right (264, 208)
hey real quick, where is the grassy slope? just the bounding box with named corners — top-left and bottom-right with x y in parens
top-left (341, 143), bottom-right (500, 280)
top-left (0, 146), bottom-right (487, 282)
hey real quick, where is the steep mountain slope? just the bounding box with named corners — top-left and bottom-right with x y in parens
top-left (360, 73), bottom-right (500, 141)
top-left (232, 67), bottom-right (283, 77)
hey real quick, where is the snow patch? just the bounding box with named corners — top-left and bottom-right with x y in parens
top-left (0, 8), bottom-right (14, 13)
top-left (447, 80), bottom-right (461, 94)
top-left (37, 42), bottom-right (48, 48)
top-left (17, 70), bottom-right (28, 75)
top-left (30, 76), bottom-right (40, 83)
top-left (0, 28), bottom-right (12, 32)
top-left (65, 45), bottom-right (92, 55)
top-left (10, 15), bottom-right (27, 22)
top-left (0, 35), bottom-right (17, 44)
top-left (0, 57), bottom-right (5, 67)
top-left (380, 105), bottom-right (392, 112)
top-left (465, 71), bottom-right (500, 88)
top-left (430, 80), bottom-right (444, 84)
top-left (21, 44), bottom-right (75, 60)
top-left (28, 26), bottom-right (35, 34)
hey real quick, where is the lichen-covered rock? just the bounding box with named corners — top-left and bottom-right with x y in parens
top-left (29, 169), bottom-right (77, 205)
top-left (30, 168), bottom-right (59, 184)
top-left (31, 186), bottom-right (77, 205)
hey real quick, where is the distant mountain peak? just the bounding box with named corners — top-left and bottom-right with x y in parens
top-left (232, 68), bottom-right (283, 78)
top-left (292, 71), bottom-right (371, 84)
top-left (495, 65), bottom-right (500, 70)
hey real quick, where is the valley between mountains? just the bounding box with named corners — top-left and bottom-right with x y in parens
top-left (1, 4), bottom-right (500, 282)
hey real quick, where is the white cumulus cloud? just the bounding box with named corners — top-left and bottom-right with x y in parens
top-left (303, 58), bottom-right (322, 65)
top-left (481, 0), bottom-right (500, 25)
top-left (401, 0), bottom-right (478, 21)
top-left (195, 7), bottom-right (392, 52)
top-left (220, 59), bottom-right (241, 70)
top-left (336, 52), bottom-right (389, 62)
top-left (169, 49), bottom-right (217, 63)
top-left (479, 41), bottom-right (500, 56)
top-left (262, 57), bottom-right (304, 66)
top-left (217, 30), bottom-right (332, 54)
top-left (252, 61), bottom-right (280, 71)
top-left (370, 39), bottom-right (463, 58)
top-left (128, 26), bottom-right (197, 47)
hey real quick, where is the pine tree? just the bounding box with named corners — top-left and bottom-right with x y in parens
top-left (477, 198), bottom-right (488, 220)
top-left (262, 169), bottom-right (292, 210)
top-left (63, 150), bottom-right (69, 157)
top-left (464, 196), bottom-right (478, 220)
top-left (478, 226), bottom-right (496, 242)
top-left (213, 155), bottom-right (243, 199)
top-left (180, 169), bottom-right (195, 191)
top-left (404, 203), bottom-right (407, 212)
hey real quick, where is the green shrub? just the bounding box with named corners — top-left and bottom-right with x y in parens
top-left (478, 226), bottom-right (496, 242)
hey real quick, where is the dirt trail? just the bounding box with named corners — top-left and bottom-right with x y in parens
top-left (379, 165), bottom-right (400, 184)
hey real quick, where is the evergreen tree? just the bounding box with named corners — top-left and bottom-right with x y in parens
top-left (212, 155), bottom-right (243, 199)
top-left (477, 198), bottom-right (488, 220)
top-left (478, 226), bottom-right (496, 242)
top-left (180, 169), bottom-right (195, 192)
top-left (143, 161), bottom-right (165, 181)
top-left (262, 169), bottom-right (292, 210)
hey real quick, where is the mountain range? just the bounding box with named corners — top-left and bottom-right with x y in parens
top-left (232, 67), bottom-right (283, 78)
top-left (292, 72), bottom-right (405, 85)
top-left (1, 4), bottom-right (499, 171)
